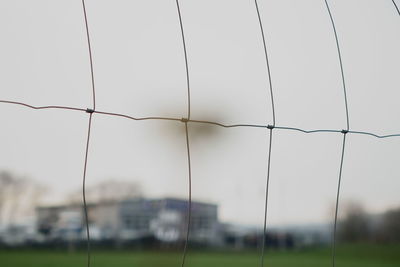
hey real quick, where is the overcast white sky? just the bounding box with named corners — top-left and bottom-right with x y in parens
top-left (0, 0), bottom-right (399, 227)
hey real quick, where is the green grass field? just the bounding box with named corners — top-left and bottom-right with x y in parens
top-left (1, 244), bottom-right (399, 267)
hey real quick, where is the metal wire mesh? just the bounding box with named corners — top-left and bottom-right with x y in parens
top-left (1, 1), bottom-right (399, 267)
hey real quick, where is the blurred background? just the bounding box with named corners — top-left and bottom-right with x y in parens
top-left (0, 0), bottom-right (399, 266)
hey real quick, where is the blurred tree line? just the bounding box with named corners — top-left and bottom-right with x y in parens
top-left (338, 201), bottom-right (400, 243)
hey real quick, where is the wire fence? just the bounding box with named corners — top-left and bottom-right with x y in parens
top-left (1, 1), bottom-right (400, 267)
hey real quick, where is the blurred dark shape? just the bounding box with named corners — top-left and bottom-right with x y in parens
top-left (67, 179), bottom-right (142, 204)
top-left (188, 124), bottom-right (219, 142)
top-left (158, 109), bottom-right (225, 142)
top-left (338, 201), bottom-right (400, 244)
top-left (263, 232), bottom-right (295, 250)
top-left (378, 207), bottom-right (400, 243)
top-left (221, 224), bottom-right (296, 251)
top-left (338, 201), bottom-right (370, 242)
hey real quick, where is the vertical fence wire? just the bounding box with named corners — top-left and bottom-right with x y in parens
top-left (324, 0), bottom-right (350, 131)
top-left (175, 0), bottom-right (191, 120)
top-left (82, 113), bottom-right (94, 267)
top-left (260, 128), bottom-right (273, 267)
top-left (332, 133), bottom-right (347, 267)
top-left (254, 0), bottom-right (276, 127)
top-left (254, 1), bottom-right (276, 266)
top-left (81, 1), bottom-right (97, 266)
top-left (1, 2), bottom-right (400, 267)
top-left (81, 0), bottom-right (96, 111)
top-left (181, 121), bottom-right (192, 267)
top-left (175, 1), bottom-right (192, 265)
top-left (392, 0), bottom-right (400, 16)
top-left (323, 1), bottom-right (351, 265)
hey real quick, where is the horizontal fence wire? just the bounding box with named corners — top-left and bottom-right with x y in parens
top-left (2, 99), bottom-right (400, 138)
top-left (1, 1), bottom-right (400, 267)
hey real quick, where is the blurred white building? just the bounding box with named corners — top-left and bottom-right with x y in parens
top-left (36, 197), bottom-right (220, 245)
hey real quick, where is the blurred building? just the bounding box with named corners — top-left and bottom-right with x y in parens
top-left (220, 224), bottom-right (296, 250)
top-left (36, 197), bottom-right (220, 246)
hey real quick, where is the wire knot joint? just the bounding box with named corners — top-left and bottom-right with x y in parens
top-left (86, 108), bottom-right (95, 114)
top-left (267, 125), bottom-right (275, 130)
top-left (341, 129), bottom-right (348, 134)
top-left (181, 117), bottom-right (189, 123)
